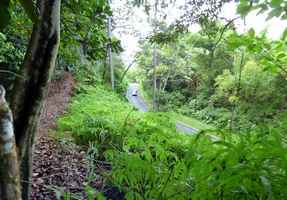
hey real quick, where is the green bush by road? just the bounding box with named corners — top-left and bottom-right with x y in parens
top-left (57, 84), bottom-right (287, 200)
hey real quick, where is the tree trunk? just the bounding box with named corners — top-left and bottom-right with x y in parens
top-left (161, 69), bottom-right (171, 92)
top-left (0, 86), bottom-right (21, 200)
top-left (10, 0), bottom-right (61, 199)
top-left (152, 47), bottom-right (158, 111)
top-left (107, 0), bottom-right (114, 90)
top-left (229, 51), bottom-right (245, 131)
top-left (207, 49), bottom-right (215, 96)
top-left (120, 59), bottom-right (136, 84)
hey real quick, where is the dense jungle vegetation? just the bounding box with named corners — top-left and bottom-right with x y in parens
top-left (1, 0), bottom-right (287, 200)
top-left (135, 24), bottom-right (287, 131)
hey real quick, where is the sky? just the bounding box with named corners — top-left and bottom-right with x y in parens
top-left (112, 1), bottom-right (287, 65)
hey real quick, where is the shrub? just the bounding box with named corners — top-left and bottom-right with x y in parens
top-left (57, 84), bottom-right (287, 200)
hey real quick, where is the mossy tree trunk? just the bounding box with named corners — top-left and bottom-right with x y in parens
top-left (10, 0), bottom-right (61, 199)
top-left (0, 86), bottom-right (21, 200)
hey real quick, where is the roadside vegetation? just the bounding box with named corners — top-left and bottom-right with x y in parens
top-left (54, 1), bottom-right (287, 199)
top-left (55, 71), bottom-right (287, 199)
top-left (172, 113), bottom-right (213, 130)
top-left (134, 26), bottom-right (287, 132)
top-left (1, 0), bottom-right (287, 199)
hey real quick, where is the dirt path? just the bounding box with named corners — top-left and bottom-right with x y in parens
top-left (38, 72), bottom-right (75, 136)
top-left (31, 72), bottom-right (89, 199)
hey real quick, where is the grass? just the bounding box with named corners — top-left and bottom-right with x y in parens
top-left (137, 84), bottom-right (212, 131)
top-left (138, 83), bottom-right (153, 109)
top-left (172, 113), bottom-right (214, 131)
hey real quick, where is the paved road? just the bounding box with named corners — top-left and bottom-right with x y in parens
top-left (126, 84), bottom-right (198, 134)
top-left (126, 84), bottom-right (149, 112)
top-left (176, 122), bottom-right (198, 134)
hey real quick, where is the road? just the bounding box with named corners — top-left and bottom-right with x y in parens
top-left (126, 84), bottom-right (198, 134)
top-left (126, 83), bottom-right (149, 112)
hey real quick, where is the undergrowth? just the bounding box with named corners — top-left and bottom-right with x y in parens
top-left (57, 84), bottom-right (287, 200)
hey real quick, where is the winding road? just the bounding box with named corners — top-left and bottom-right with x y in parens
top-left (126, 84), bottom-right (198, 134)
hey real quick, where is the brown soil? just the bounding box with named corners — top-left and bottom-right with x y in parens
top-left (38, 72), bottom-right (75, 135)
top-left (31, 72), bottom-right (124, 200)
top-left (31, 72), bottom-right (89, 199)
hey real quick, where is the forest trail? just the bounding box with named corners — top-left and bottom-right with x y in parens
top-left (31, 73), bottom-right (89, 199)
top-left (126, 83), bottom-right (198, 134)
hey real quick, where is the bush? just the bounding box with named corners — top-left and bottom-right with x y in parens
top-left (57, 84), bottom-right (287, 200)
top-left (58, 85), bottom-right (133, 158)
top-left (0, 32), bottom-right (25, 95)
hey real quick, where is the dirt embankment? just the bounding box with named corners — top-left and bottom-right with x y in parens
top-left (31, 72), bottom-right (88, 199)
top-left (31, 73), bottom-right (124, 200)
top-left (38, 72), bottom-right (75, 135)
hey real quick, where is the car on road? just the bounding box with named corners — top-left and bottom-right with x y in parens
top-left (132, 90), bottom-right (138, 96)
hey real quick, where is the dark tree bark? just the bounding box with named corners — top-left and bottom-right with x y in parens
top-left (10, 0), bottom-right (61, 199)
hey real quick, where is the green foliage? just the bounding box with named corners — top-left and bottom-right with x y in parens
top-left (189, 129), bottom-right (287, 199)
top-left (172, 113), bottom-right (213, 130)
top-left (214, 61), bottom-right (286, 121)
top-left (59, 0), bottom-right (122, 69)
top-left (135, 19), bottom-right (287, 131)
top-left (149, 23), bottom-right (187, 45)
top-left (237, 0), bottom-right (287, 20)
top-left (0, 32), bottom-right (25, 93)
top-left (135, 24), bottom-right (237, 127)
top-left (0, 0), bottom-right (37, 30)
top-left (0, 4), bottom-right (36, 95)
top-left (237, 0), bottom-right (253, 17)
top-left (3, 0), bottom-right (287, 198)
top-left (58, 85), bottom-right (131, 158)
top-left (18, 0), bottom-right (37, 22)
top-left (0, 0), bottom-right (11, 30)
top-left (0, 32), bottom-right (24, 66)
top-left (51, 184), bottom-right (103, 200)
top-left (74, 62), bottom-right (103, 85)
top-left (58, 84), bottom-right (287, 199)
